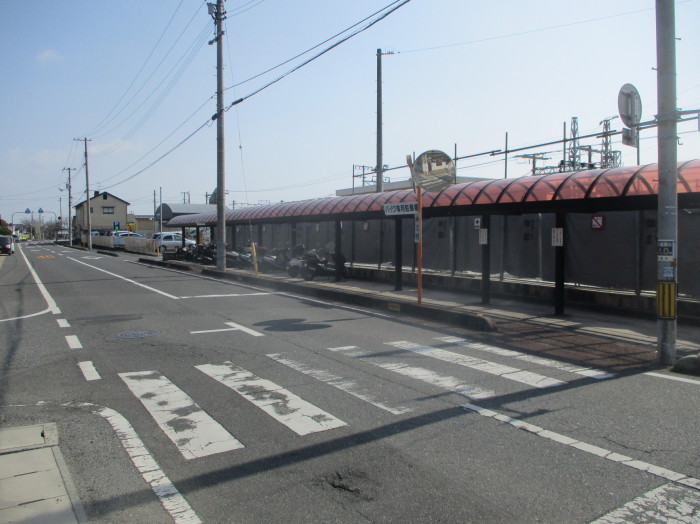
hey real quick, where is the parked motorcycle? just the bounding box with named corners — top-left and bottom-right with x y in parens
top-left (287, 244), bottom-right (306, 277)
top-left (300, 249), bottom-right (346, 281)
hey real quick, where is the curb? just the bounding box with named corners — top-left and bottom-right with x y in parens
top-left (136, 257), bottom-right (495, 331)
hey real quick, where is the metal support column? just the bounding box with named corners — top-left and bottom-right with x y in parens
top-left (394, 217), bottom-right (403, 291)
top-left (481, 214), bottom-right (491, 305)
top-left (334, 219), bottom-right (342, 282)
top-left (554, 212), bottom-right (566, 315)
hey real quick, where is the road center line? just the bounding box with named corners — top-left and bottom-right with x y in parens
top-left (68, 257), bottom-right (179, 299)
top-left (65, 335), bottom-right (83, 350)
top-left (78, 361), bottom-right (101, 381)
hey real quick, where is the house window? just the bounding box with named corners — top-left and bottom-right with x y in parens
top-left (103, 207), bottom-right (115, 214)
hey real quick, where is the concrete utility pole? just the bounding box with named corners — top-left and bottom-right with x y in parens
top-left (655, 0), bottom-right (678, 365)
top-left (63, 167), bottom-right (73, 246)
top-left (376, 49), bottom-right (384, 193)
top-left (75, 138), bottom-right (92, 250)
top-left (210, 0), bottom-right (227, 271)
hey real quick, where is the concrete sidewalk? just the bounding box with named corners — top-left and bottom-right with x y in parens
top-left (0, 423), bottom-right (86, 523)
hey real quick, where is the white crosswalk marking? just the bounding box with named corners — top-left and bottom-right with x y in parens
top-left (266, 353), bottom-right (412, 415)
top-left (327, 346), bottom-right (495, 400)
top-left (437, 336), bottom-right (614, 379)
top-left (196, 362), bottom-right (347, 435)
top-left (590, 483), bottom-right (700, 523)
top-left (119, 371), bottom-right (243, 459)
top-left (386, 340), bottom-right (566, 389)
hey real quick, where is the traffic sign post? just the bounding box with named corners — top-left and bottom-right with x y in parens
top-left (407, 150), bottom-right (455, 305)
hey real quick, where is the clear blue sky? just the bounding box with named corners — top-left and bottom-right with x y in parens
top-left (1, 0), bottom-right (698, 224)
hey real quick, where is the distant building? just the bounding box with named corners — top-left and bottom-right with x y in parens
top-left (73, 191), bottom-right (130, 235)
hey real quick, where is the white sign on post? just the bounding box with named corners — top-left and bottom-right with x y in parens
top-left (479, 228), bottom-right (488, 245)
top-left (552, 228), bottom-right (564, 247)
top-left (384, 202), bottom-right (418, 216)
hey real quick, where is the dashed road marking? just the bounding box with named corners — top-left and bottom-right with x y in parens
top-left (57, 319), bottom-right (70, 328)
top-left (196, 362), bottom-right (347, 435)
top-left (65, 335), bottom-right (82, 350)
top-left (119, 370), bottom-right (243, 460)
top-left (78, 361), bottom-right (101, 381)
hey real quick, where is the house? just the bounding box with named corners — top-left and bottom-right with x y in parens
top-left (73, 191), bottom-right (130, 235)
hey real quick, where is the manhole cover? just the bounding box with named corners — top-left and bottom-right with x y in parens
top-left (117, 330), bottom-right (161, 339)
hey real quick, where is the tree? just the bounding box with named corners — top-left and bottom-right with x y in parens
top-left (0, 219), bottom-right (11, 236)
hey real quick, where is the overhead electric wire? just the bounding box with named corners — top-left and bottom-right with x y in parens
top-left (225, 0), bottom-right (407, 92)
top-left (84, 0), bottom-right (189, 138)
top-left (226, 0), bottom-right (412, 109)
top-left (98, 96), bottom-right (214, 187)
top-left (92, 21), bottom-right (212, 157)
top-left (396, 3), bottom-right (688, 55)
top-left (90, 0), bottom-right (411, 192)
top-left (228, 0), bottom-right (267, 17)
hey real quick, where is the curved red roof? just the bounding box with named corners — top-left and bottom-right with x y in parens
top-left (167, 160), bottom-right (700, 227)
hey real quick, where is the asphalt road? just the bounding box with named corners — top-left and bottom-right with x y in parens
top-left (1, 242), bottom-right (698, 523)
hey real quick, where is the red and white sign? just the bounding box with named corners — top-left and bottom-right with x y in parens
top-left (591, 215), bottom-right (605, 230)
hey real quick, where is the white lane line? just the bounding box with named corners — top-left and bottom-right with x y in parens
top-left (68, 257), bottom-right (179, 299)
top-left (590, 482), bottom-right (700, 523)
top-left (224, 321), bottom-right (264, 337)
top-left (645, 372), bottom-right (700, 385)
top-left (462, 403), bottom-right (700, 491)
top-left (119, 371), bottom-right (243, 460)
top-left (266, 353), bottom-right (412, 415)
top-left (180, 292), bottom-right (275, 299)
top-left (327, 346), bottom-right (494, 400)
top-left (69, 402), bottom-right (201, 524)
top-left (190, 322), bottom-right (263, 337)
top-left (18, 246), bottom-right (61, 314)
top-left (196, 362), bottom-right (347, 435)
top-left (57, 319), bottom-right (70, 328)
top-left (78, 361), bottom-right (101, 381)
top-left (437, 336), bottom-right (614, 380)
top-left (387, 341), bottom-right (566, 389)
top-left (65, 335), bottom-right (83, 350)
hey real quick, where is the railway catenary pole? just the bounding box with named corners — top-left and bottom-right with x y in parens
top-left (655, 0), bottom-right (678, 365)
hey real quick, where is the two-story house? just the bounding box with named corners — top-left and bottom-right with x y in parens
top-left (73, 191), bottom-right (130, 236)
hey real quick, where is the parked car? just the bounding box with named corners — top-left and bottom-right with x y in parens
top-left (112, 231), bottom-right (144, 247)
top-left (0, 235), bottom-right (15, 255)
top-left (151, 232), bottom-right (195, 252)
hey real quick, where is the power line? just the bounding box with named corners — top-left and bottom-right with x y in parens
top-left (226, 0), bottom-right (413, 109)
top-left (84, 0), bottom-right (189, 137)
top-left (225, 0), bottom-right (407, 92)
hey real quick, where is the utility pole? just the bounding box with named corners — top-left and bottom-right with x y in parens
top-left (209, 0), bottom-right (226, 271)
top-left (376, 49), bottom-right (384, 193)
top-left (63, 167), bottom-right (73, 246)
top-left (655, 0), bottom-right (678, 365)
top-left (75, 138), bottom-right (92, 250)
